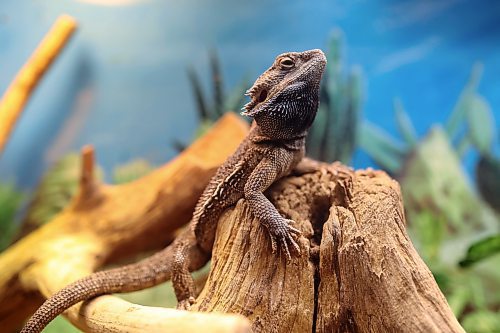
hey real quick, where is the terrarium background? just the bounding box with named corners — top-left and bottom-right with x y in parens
top-left (1, 0), bottom-right (499, 332)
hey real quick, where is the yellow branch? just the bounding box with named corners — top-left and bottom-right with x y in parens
top-left (0, 114), bottom-right (250, 332)
top-left (0, 15), bottom-right (77, 154)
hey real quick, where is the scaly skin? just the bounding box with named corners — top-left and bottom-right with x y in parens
top-left (21, 49), bottom-right (326, 332)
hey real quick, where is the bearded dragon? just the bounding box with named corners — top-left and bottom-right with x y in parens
top-left (21, 49), bottom-right (326, 332)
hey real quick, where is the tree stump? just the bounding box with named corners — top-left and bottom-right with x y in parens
top-left (0, 115), bottom-right (464, 332)
top-left (192, 166), bottom-right (465, 333)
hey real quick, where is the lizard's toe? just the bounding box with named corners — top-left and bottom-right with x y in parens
top-left (278, 231), bottom-right (301, 262)
top-left (275, 219), bottom-right (302, 260)
top-left (263, 217), bottom-right (302, 259)
top-left (286, 233), bottom-right (301, 255)
top-left (281, 240), bottom-right (292, 261)
top-left (176, 296), bottom-right (196, 310)
top-left (283, 219), bottom-right (301, 235)
top-left (267, 229), bottom-right (278, 254)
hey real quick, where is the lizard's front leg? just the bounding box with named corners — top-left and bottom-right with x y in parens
top-left (244, 150), bottom-right (302, 260)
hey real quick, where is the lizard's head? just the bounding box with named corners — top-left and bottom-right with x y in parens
top-left (241, 49), bottom-right (326, 139)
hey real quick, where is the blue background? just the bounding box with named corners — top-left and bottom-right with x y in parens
top-left (1, 0), bottom-right (499, 187)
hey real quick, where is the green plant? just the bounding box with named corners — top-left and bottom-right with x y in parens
top-left (460, 234), bottom-right (500, 268)
top-left (187, 49), bottom-right (248, 123)
top-left (174, 49), bottom-right (249, 151)
top-left (307, 28), bottom-right (364, 164)
top-left (361, 62), bottom-right (500, 330)
top-left (0, 183), bottom-right (24, 251)
top-left (359, 63), bottom-right (499, 176)
top-left (22, 154), bottom-right (83, 230)
top-left (18, 153), bottom-right (104, 241)
top-left (409, 208), bottom-right (500, 330)
top-left (17, 154), bottom-right (154, 241)
top-left (112, 159), bottom-right (154, 184)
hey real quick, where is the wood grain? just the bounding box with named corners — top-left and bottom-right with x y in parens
top-left (0, 114), bottom-right (250, 333)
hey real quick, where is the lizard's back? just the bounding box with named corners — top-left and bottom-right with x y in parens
top-left (192, 135), bottom-right (266, 251)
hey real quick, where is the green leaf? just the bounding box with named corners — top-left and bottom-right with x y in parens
top-left (394, 98), bottom-right (418, 147)
top-left (112, 159), bottom-right (154, 184)
top-left (462, 310), bottom-right (500, 333)
top-left (119, 261), bottom-right (210, 308)
top-left (410, 210), bottom-right (445, 263)
top-left (467, 94), bottom-right (496, 154)
top-left (312, 29), bottom-right (364, 164)
top-left (0, 183), bottom-right (24, 251)
top-left (187, 66), bottom-right (210, 121)
top-left (359, 121), bottom-right (407, 174)
top-left (307, 104), bottom-right (328, 160)
top-left (336, 66), bottom-right (363, 164)
top-left (460, 234), bottom-right (500, 267)
top-left (21, 154), bottom-right (103, 236)
top-left (445, 62), bottom-right (483, 140)
top-left (456, 135), bottom-right (472, 159)
top-left (119, 281), bottom-right (178, 308)
top-left (446, 282), bottom-right (470, 317)
top-left (210, 49), bottom-right (224, 117)
top-left (468, 274), bottom-right (487, 309)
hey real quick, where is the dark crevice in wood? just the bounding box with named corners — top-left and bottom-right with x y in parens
top-left (311, 257), bottom-right (321, 333)
top-left (309, 194), bottom-right (332, 247)
top-left (330, 210), bottom-right (342, 303)
top-left (193, 166), bottom-right (464, 333)
top-left (340, 309), bottom-right (360, 333)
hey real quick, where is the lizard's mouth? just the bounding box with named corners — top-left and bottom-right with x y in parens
top-left (241, 87), bottom-right (269, 116)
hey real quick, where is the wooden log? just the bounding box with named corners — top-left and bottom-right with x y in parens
top-left (193, 165), bottom-right (465, 333)
top-left (1, 115), bottom-right (464, 332)
top-left (0, 15), bottom-right (77, 154)
top-left (0, 114), bottom-right (250, 332)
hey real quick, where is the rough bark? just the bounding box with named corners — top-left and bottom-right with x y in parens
top-left (0, 115), bottom-right (464, 332)
top-left (0, 114), bottom-right (250, 333)
top-left (194, 166), bottom-right (465, 333)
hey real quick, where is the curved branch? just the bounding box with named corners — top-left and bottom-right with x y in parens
top-left (0, 15), bottom-right (77, 154)
top-left (0, 114), bottom-right (250, 332)
top-left (1, 116), bottom-right (464, 332)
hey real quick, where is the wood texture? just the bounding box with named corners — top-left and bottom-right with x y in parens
top-left (0, 115), bottom-right (464, 332)
top-left (0, 114), bottom-right (250, 333)
top-left (0, 15), bottom-right (77, 154)
top-left (193, 165), bottom-right (465, 333)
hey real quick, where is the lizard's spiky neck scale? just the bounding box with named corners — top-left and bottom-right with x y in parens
top-left (19, 49), bottom-right (327, 333)
top-left (243, 49), bottom-right (326, 142)
top-left (248, 126), bottom-right (307, 151)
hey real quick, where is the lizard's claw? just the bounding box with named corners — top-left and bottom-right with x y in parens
top-left (176, 296), bottom-right (196, 310)
top-left (266, 218), bottom-right (301, 261)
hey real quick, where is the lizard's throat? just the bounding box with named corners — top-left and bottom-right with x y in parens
top-left (249, 126), bottom-right (307, 146)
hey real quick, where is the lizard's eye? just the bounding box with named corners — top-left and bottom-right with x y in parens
top-left (279, 57), bottom-right (295, 69)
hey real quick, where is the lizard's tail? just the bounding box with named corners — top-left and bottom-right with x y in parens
top-left (21, 231), bottom-right (207, 333)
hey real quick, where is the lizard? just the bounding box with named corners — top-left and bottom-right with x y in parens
top-left (20, 48), bottom-right (327, 333)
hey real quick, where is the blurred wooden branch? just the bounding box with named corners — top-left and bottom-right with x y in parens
top-left (0, 15), bottom-right (77, 154)
top-left (0, 112), bottom-right (463, 332)
top-left (0, 114), bottom-right (250, 333)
